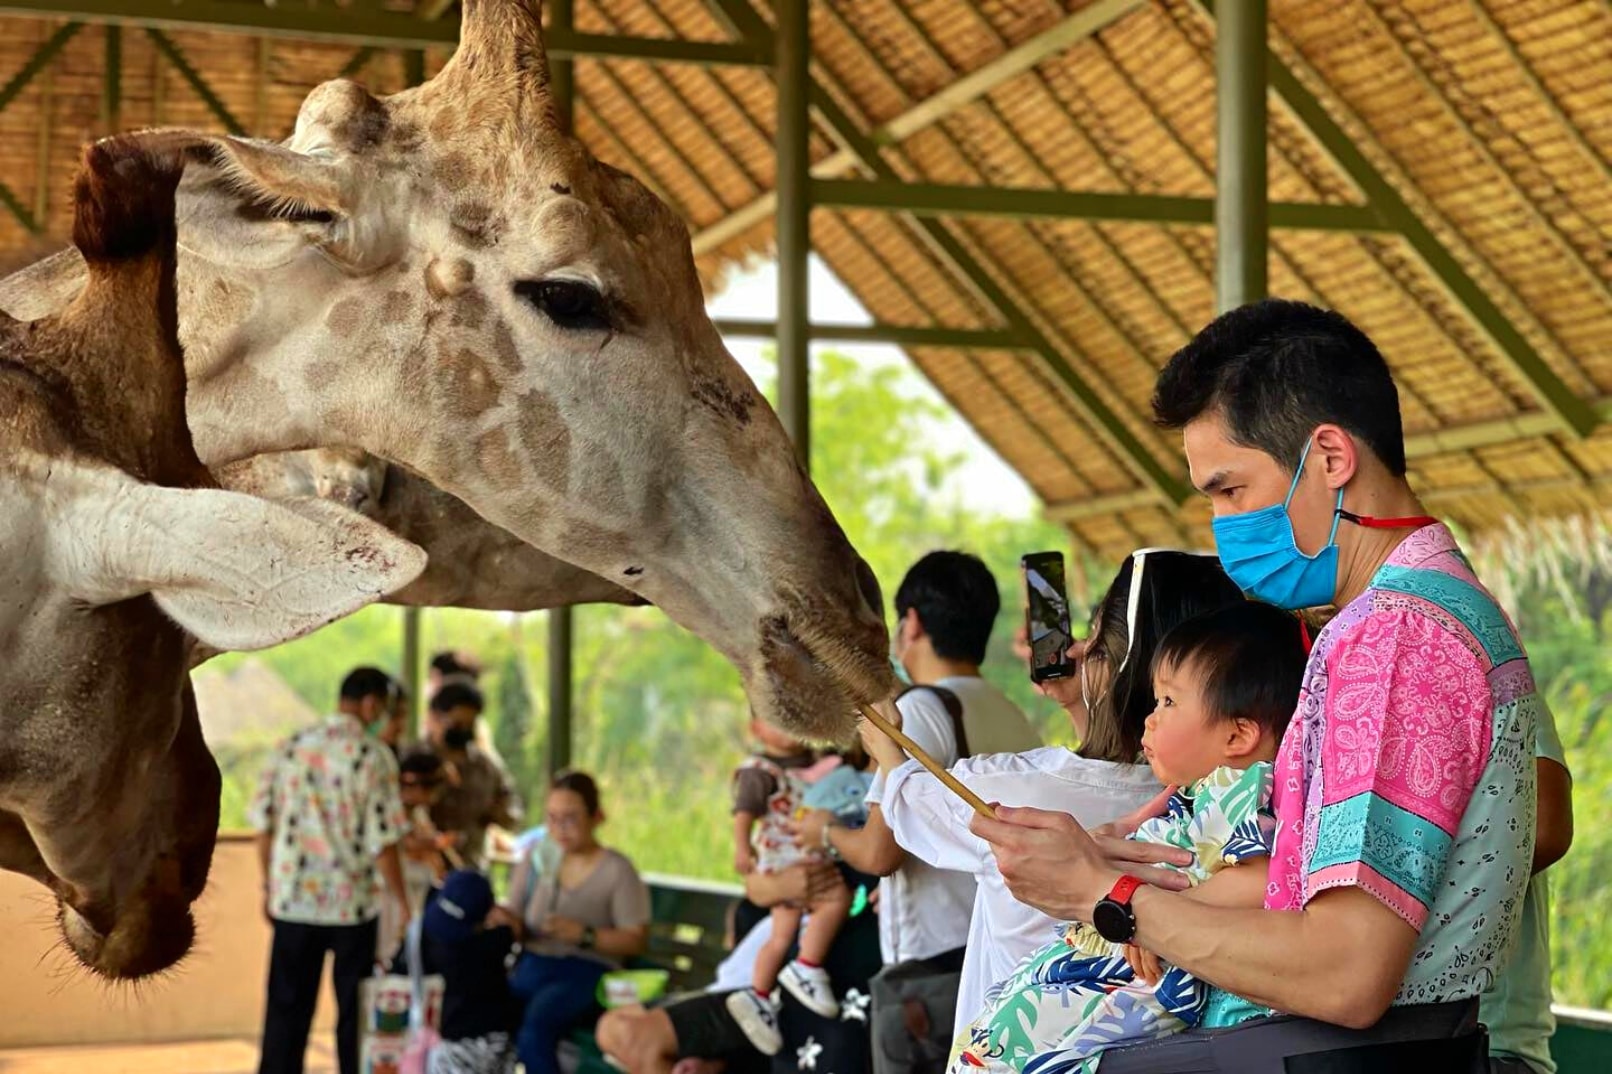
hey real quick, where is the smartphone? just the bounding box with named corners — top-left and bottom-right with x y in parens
top-left (1022, 551), bottom-right (1074, 683)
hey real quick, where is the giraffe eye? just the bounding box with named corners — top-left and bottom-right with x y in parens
top-left (515, 279), bottom-right (611, 333)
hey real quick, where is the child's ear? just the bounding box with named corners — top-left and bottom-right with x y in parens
top-left (1223, 717), bottom-right (1264, 759)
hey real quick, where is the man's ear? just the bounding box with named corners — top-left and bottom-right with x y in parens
top-left (1313, 424), bottom-right (1359, 490)
top-left (50, 467), bottom-right (426, 651)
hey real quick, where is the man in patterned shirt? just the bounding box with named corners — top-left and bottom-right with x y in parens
top-left (973, 301), bottom-right (1538, 1071)
top-left (251, 666), bottom-right (412, 1074)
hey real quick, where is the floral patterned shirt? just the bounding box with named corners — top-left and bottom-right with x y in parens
top-left (248, 715), bottom-right (408, 926)
top-left (1218, 525), bottom-right (1536, 1020)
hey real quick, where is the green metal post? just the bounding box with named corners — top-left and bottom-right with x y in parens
top-left (402, 608), bottom-right (421, 730)
top-left (1215, 0), bottom-right (1266, 312)
top-left (547, 0), bottom-right (576, 781)
top-left (775, 0), bottom-right (811, 465)
top-left (550, 0), bottom-right (574, 136)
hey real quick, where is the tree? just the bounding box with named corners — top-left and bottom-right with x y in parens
top-left (496, 646), bottom-right (536, 792)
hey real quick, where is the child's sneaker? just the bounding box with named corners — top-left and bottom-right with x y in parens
top-left (780, 960), bottom-right (839, 1018)
top-left (724, 988), bottom-right (783, 1056)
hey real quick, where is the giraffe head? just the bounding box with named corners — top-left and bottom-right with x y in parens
top-left (159, 0), bottom-right (892, 735)
top-left (0, 138), bottom-right (424, 980)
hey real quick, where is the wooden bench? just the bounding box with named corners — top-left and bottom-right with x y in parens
top-left (562, 876), bottom-right (741, 1074)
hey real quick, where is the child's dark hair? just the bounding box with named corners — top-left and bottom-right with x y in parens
top-left (400, 750), bottom-right (445, 781)
top-left (1152, 602), bottom-right (1307, 737)
top-left (552, 769), bottom-right (602, 815)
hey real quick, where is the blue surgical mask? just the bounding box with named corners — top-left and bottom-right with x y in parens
top-left (890, 655), bottom-right (912, 686)
top-left (1211, 439), bottom-right (1344, 610)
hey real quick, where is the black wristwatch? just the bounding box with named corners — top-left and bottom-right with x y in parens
top-left (579, 925), bottom-right (597, 950)
top-left (1092, 875), bottom-right (1144, 944)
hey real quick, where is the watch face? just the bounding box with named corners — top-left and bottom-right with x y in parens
top-left (1092, 899), bottom-right (1135, 944)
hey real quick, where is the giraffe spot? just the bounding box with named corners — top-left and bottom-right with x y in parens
top-left (691, 376), bottom-right (755, 426)
top-left (427, 258), bottom-right (475, 301)
top-left (433, 151), bottom-right (477, 190)
top-left (428, 107), bottom-right (460, 142)
top-left (513, 387), bottom-right (571, 492)
top-left (325, 296), bottom-right (366, 338)
top-left (448, 289), bottom-right (489, 330)
top-left (381, 290), bottom-right (415, 326)
top-left (389, 118), bottom-right (424, 154)
top-left (472, 426), bottom-right (523, 489)
top-left (490, 320), bottom-right (521, 374)
top-left (450, 202), bottom-right (501, 249)
top-left (436, 347), bottom-right (503, 419)
top-left (306, 357), bottom-right (344, 392)
top-left (562, 517), bottom-right (631, 560)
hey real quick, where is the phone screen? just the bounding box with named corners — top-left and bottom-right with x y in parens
top-left (1023, 552), bottom-right (1074, 683)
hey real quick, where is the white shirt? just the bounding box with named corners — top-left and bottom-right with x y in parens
top-left (864, 677), bottom-right (1041, 965)
top-left (709, 915), bottom-right (777, 993)
top-left (882, 745), bottom-right (1162, 1038)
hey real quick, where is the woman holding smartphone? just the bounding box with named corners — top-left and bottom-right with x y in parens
top-left (862, 550), bottom-right (1246, 1042)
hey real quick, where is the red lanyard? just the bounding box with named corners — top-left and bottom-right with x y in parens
top-left (1338, 509), bottom-right (1438, 530)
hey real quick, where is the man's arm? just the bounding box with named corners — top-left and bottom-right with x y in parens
top-left (974, 805), bottom-right (1416, 1028)
top-left (825, 806), bottom-right (905, 877)
top-left (1534, 757), bottom-right (1573, 874)
top-left (733, 812), bottom-right (758, 875)
top-left (1127, 883), bottom-right (1416, 1028)
top-left (376, 842), bottom-right (410, 921)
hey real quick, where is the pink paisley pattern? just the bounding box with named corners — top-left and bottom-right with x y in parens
top-left (1264, 525), bottom-right (1535, 1006)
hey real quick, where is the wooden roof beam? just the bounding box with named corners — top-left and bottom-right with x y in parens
top-left (811, 178), bottom-right (1388, 232)
top-left (705, 0), bottom-right (1189, 506)
top-left (1192, 0), bottom-right (1598, 441)
top-left (690, 0), bottom-right (1144, 256)
top-left (712, 318), bottom-right (1028, 349)
top-left (0, 0), bottom-right (772, 65)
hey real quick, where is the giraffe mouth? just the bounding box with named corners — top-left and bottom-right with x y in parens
top-left (757, 614), bottom-right (897, 741)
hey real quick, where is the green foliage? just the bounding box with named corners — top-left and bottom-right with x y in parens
top-left (495, 645), bottom-right (537, 791)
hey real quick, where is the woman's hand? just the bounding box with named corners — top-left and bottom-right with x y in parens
top-left (745, 862), bottom-right (840, 908)
top-left (734, 845), bottom-right (757, 876)
top-left (541, 915), bottom-right (586, 945)
top-left (1014, 627), bottom-right (1088, 708)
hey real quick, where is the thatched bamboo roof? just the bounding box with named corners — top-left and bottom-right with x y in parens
top-left (0, 1), bottom-right (1607, 555)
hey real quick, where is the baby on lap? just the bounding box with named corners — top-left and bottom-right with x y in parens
top-left (954, 601), bottom-right (1308, 1074)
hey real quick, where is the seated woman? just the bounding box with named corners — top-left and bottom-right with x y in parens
top-left (864, 550), bottom-right (1245, 1042)
top-left (597, 861), bottom-right (882, 1074)
top-left (502, 770), bottom-right (650, 1074)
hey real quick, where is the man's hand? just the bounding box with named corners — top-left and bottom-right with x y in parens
top-left (745, 862), bottom-right (840, 908)
top-left (789, 809), bottom-right (834, 849)
top-left (971, 804), bottom-right (1192, 920)
top-left (857, 700), bottom-right (908, 772)
top-left (734, 846), bottom-right (757, 876)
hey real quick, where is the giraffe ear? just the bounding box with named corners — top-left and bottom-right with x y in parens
top-left (50, 464), bottom-right (427, 651)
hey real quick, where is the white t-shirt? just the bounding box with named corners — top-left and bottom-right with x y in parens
top-left (882, 746), bottom-right (1162, 1039)
top-left (863, 676), bottom-right (1041, 966)
top-left (709, 915), bottom-right (776, 994)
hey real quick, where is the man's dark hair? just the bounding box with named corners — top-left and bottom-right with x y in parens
top-left (1152, 602), bottom-right (1308, 738)
top-left (340, 666), bottom-right (398, 706)
top-left (429, 650), bottom-right (482, 681)
top-left (429, 680), bottom-right (484, 715)
top-left (894, 551), bottom-right (1000, 665)
top-left (1152, 299), bottom-right (1407, 476)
